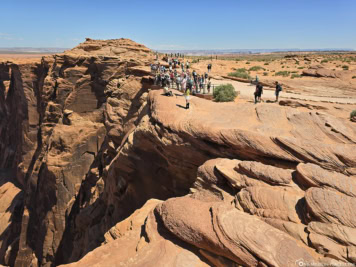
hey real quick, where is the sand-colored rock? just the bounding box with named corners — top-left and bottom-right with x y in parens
top-left (296, 163), bottom-right (356, 196)
top-left (1, 38), bottom-right (356, 266)
top-left (237, 186), bottom-right (305, 223)
top-left (59, 199), bottom-right (209, 267)
top-left (237, 161), bottom-right (293, 185)
top-left (214, 158), bottom-right (268, 189)
top-left (305, 187), bottom-right (356, 227)
top-left (103, 198), bottom-right (162, 243)
top-left (302, 66), bottom-right (346, 79)
top-left (308, 222), bottom-right (356, 247)
top-left (0, 175), bottom-right (23, 267)
top-left (159, 196), bottom-right (316, 266)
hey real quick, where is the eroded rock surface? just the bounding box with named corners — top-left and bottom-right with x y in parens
top-left (1, 38), bottom-right (356, 267)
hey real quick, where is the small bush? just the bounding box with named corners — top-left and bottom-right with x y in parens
top-left (228, 68), bottom-right (252, 80)
top-left (263, 72), bottom-right (268, 76)
top-left (191, 59), bottom-right (199, 63)
top-left (352, 76), bottom-right (356, 79)
top-left (291, 73), bottom-right (302, 79)
top-left (248, 66), bottom-right (265, 71)
top-left (213, 84), bottom-right (237, 102)
top-left (298, 67), bottom-right (304, 69)
top-left (342, 65), bottom-right (349, 70)
top-left (291, 71), bottom-right (298, 73)
top-left (264, 62), bottom-right (269, 65)
top-left (235, 68), bottom-right (248, 72)
top-left (321, 59), bottom-right (328, 63)
top-left (275, 71), bottom-right (290, 77)
top-left (281, 66), bottom-right (285, 68)
top-left (351, 110), bottom-right (356, 120)
top-left (246, 61), bottom-right (250, 64)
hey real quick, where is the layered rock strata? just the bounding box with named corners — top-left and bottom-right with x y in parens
top-left (0, 38), bottom-right (356, 267)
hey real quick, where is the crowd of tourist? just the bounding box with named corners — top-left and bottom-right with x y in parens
top-left (151, 53), bottom-right (282, 108)
top-left (151, 55), bottom-right (213, 109)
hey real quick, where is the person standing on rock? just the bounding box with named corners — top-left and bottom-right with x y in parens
top-left (254, 82), bottom-right (263, 104)
top-left (199, 75), bottom-right (204, 91)
top-left (187, 75), bottom-right (194, 94)
top-left (275, 81), bottom-right (282, 102)
top-left (184, 87), bottom-right (191, 109)
top-left (207, 63), bottom-right (212, 73)
top-left (176, 74), bottom-right (181, 91)
top-left (170, 71), bottom-right (174, 88)
top-left (192, 70), bottom-right (198, 91)
top-left (207, 78), bottom-right (211, 93)
top-left (181, 74), bottom-right (187, 92)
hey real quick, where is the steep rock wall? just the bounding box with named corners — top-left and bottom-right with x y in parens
top-left (1, 38), bottom-right (356, 267)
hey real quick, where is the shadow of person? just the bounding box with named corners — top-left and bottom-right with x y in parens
top-left (176, 104), bottom-right (187, 109)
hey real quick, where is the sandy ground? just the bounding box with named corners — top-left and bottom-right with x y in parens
top-left (0, 53), bottom-right (53, 64)
top-left (189, 54), bottom-right (356, 98)
top-left (212, 78), bottom-right (356, 104)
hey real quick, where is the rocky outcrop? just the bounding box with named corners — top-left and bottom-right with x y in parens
top-left (302, 66), bottom-right (349, 78)
top-left (296, 163), bottom-right (356, 196)
top-left (0, 38), bottom-right (156, 266)
top-left (1, 38), bottom-right (356, 267)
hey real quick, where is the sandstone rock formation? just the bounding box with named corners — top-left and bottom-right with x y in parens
top-left (1, 38), bottom-right (356, 267)
top-left (302, 66), bottom-right (356, 79)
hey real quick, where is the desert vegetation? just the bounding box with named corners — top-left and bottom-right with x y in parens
top-left (249, 66), bottom-right (265, 71)
top-left (351, 110), bottom-right (356, 120)
top-left (228, 68), bottom-right (251, 79)
top-left (275, 71), bottom-right (290, 77)
top-left (213, 84), bottom-right (237, 102)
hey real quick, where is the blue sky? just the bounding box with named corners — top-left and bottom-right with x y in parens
top-left (0, 0), bottom-right (355, 50)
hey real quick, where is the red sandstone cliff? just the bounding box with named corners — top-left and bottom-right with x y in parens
top-left (0, 38), bottom-right (356, 267)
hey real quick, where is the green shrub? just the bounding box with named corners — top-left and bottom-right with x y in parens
top-left (248, 66), bottom-right (265, 71)
top-left (281, 66), bottom-right (285, 68)
top-left (342, 65), bottom-right (349, 70)
top-left (298, 67), bottom-right (304, 69)
top-left (275, 71), bottom-right (290, 77)
top-left (291, 71), bottom-right (298, 73)
top-left (213, 84), bottom-right (237, 102)
top-left (352, 76), bottom-right (356, 79)
top-left (264, 62), bottom-right (269, 65)
top-left (246, 61), bottom-right (250, 64)
top-left (291, 73), bottom-right (302, 79)
top-left (351, 110), bottom-right (356, 120)
top-left (191, 59), bottom-right (199, 63)
top-left (321, 59), bottom-right (328, 63)
top-left (228, 68), bottom-right (252, 80)
top-left (263, 72), bottom-right (268, 76)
